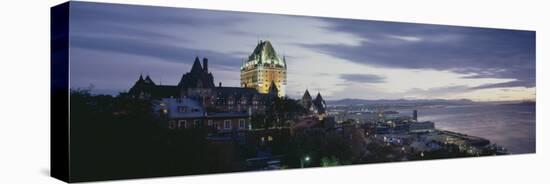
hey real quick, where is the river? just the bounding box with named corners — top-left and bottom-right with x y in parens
top-left (409, 103), bottom-right (536, 154)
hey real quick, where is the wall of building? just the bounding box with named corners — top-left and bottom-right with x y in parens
top-left (241, 65), bottom-right (286, 97)
top-left (167, 117), bottom-right (250, 131)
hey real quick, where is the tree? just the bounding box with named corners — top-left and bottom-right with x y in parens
top-left (263, 97), bottom-right (307, 128)
top-left (321, 156), bottom-right (341, 167)
top-left (68, 89), bottom-right (217, 181)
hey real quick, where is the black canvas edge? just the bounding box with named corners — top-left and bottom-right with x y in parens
top-left (51, 1), bottom-right (71, 183)
top-left (47, 1), bottom-right (537, 183)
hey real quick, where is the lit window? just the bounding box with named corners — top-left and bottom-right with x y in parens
top-left (185, 121), bottom-right (191, 128)
top-left (239, 119), bottom-right (246, 129)
top-left (178, 120), bottom-right (186, 129)
top-left (224, 120), bottom-right (232, 129)
top-left (178, 106), bottom-right (188, 113)
top-left (168, 120), bottom-right (177, 129)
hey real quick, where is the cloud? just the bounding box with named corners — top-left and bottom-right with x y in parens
top-left (307, 18), bottom-right (535, 89)
top-left (70, 33), bottom-right (243, 71)
top-left (406, 85), bottom-right (471, 97)
top-left (386, 35), bottom-right (423, 42)
top-left (70, 2), bottom-right (244, 28)
top-left (340, 74), bottom-right (385, 83)
top-left (470, 80), bottom-right (535, 90)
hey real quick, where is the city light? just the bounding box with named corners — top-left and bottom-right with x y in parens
top-left (301, 155), bottom-right (311, 168)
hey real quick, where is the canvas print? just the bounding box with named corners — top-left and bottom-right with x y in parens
top-left (51, 1), bottom-right (536, 182)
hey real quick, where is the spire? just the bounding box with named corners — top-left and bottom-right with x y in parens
top-left (283, 55), bottom-right (287, 68)
top-left (139, 74), bottom-right (144, 81)
top-left (314, 92), bottom-right (326, 109)
top-left (191, 56), bottom-right (203, 73)
top-left (303, 89), bottom-right (312, 100)
top-left (145, 75), bottom-right (156, 85)
top-left (315, 92), bottom-right (323, 101)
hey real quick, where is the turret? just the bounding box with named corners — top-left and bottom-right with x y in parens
top-left (301, 89), bottom-right (313, 109)
top-left (314, 92), bottom-right (326, 109)
top-left (303, 89), bottom-right (312, 101)
top-left (315, 92), bottom-right (324, 103)
top-left (202, 57), bottom-right (208, 73)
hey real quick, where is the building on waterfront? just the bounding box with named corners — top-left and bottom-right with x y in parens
top-left (409, 121), bottom-right (435, 133)
top-left (240, 40), bottom-right (287, 97)
top-left (127, 56), bottom-right (278, 113)
top-left (126, 55), bottom-right (282, 130)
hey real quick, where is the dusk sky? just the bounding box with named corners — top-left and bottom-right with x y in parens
top-left (69, 1), bottom-right (535, 101)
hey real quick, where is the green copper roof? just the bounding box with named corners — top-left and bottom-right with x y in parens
top-left (251, 40), bottom-right (277, 60)
top-left (242, 40), bottom-right (286, 69)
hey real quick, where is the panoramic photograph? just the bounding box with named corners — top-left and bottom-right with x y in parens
top-left (59, 1), bottom-right (535, 181)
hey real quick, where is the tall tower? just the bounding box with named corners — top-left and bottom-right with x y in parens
top-left (240, 40), bottom-right (287, 97)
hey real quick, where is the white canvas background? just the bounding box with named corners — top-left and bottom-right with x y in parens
top-left (0, 0), bottom-right (547, 183)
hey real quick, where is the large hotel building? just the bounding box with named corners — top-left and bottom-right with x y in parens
top-left (240, 40), bottom-right (287, 97)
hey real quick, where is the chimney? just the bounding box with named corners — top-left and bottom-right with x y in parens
top-left (202, 58), bottom-right (208, 73)
top-left (219, 82), bottom-right (222, 87)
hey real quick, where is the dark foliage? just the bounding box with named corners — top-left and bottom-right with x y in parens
top-left (251, 97), bottom-right (307, 129)
top-left (284, 130), bottom-right (354, 168)
top-left (68, 90), bottom-right (233, 181)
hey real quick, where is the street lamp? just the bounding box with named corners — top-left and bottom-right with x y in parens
top-left (300, 155), bottom-right (310, 168)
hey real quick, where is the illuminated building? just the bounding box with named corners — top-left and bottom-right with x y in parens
top-left (240, 40), bottom-right (287, 97)
top-left (127, 56), bottom-right (274, 115)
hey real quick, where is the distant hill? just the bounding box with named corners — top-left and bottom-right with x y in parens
top-left (498, 101), bottom-right (536, 106)
top-left (326, 98), bottom-right (475, 106)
